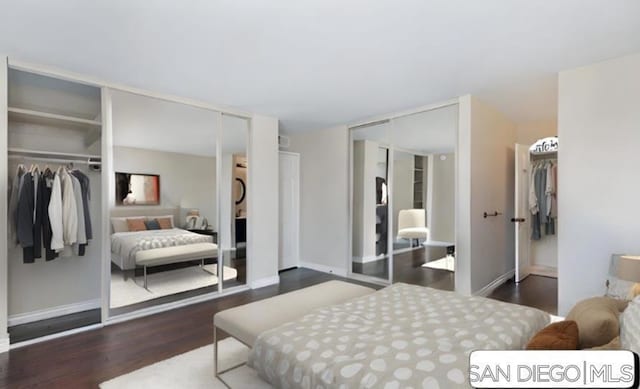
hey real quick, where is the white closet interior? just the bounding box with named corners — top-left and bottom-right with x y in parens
top-left (528, 138), bottom-right (558, 278)
top-left (6, 68), bottom-right (103, 341)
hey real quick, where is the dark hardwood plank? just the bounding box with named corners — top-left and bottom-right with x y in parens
top-left (0, 268), bottom-right (556, 388)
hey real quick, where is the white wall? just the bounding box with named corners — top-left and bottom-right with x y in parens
top-left (352, 140), bottom-right (377, 260)
top-left (430, 153), bottom-right (455, 242)
top-left (112, 146), bottom-right (217, 229)
top-left (392, 152), bottom-right (414, 238)
top-left (558, 53), bottom-right (640, 315)
top-left (287, 125), bottom-right (349, 275)
top-left (247, 115), bottom-right (280, 287)
top-left (516, 119), bottom-right (557, 145)
top-left (457, 95), bottom-right (517, 295)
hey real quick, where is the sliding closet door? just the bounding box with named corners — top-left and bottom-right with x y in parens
top-left (108, 90), bottom-right (220, 316)
top-left (220, 114), bottom-right (249, 289)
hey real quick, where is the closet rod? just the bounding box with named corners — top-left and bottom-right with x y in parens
top-left (8, 155), bottom-right (101, 165)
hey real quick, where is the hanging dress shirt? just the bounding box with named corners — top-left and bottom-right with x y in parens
top-left (59, 168), bottom-right (78, 250)
top-left (48, 171), bottom-right (64, 252)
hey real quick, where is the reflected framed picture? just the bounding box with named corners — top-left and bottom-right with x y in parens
top-left (115, 172), bottom-right (160, 206)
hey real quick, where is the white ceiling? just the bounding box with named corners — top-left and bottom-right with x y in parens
top-left (2, 1), bottom-right (640, 132)
top-left (352, 104), bottom-right (458, 154)
top-left (111, 90), bottom-right (248, 157)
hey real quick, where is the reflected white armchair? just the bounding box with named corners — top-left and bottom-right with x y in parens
top-left (397, 209), bottom-right (429, 246)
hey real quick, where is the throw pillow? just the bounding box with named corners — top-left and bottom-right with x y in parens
top-left (566, 297), bottom-right (627, 348)
top-left (621, 296), bottom-right (640, 354)
top-left (526, 320), bottom-right (579, 350)
top-left (156, 217), bottom-right (173, 229)
top-left (127, 218), bottom-right (147, 232)
top-left (144, 219), bottom-right (161, 230)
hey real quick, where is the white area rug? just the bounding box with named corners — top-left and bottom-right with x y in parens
top-left (110, 265), bottom-right (238, 308)
top-left (100, 338), bottom-right (271, 389)
top-left (422, 255), bottom-right (455, 272)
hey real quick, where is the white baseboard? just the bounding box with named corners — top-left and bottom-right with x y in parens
top-left (300, 261), bottom-right (347, 277)
top-left (473, 269), bottom-right (515, 297)
top-left (8, 299), bottom-right (101, 327)
top-left (0, 335), bottom-right (9, 353)
top-left (250, 275), bottom-right (280, 289)
top-left (351, 255), bottom-right (385, 264)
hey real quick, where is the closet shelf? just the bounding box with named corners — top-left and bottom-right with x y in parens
top-left (8, 148), bottom-right (101, 162)
top-left (8, 107), bottom-right (102, 129)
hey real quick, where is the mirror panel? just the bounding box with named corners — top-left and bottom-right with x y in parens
top-left (221, 114), bottom-right (249, 288)
top-left (351, 121), bottom-right (392, 282)
top-left (108, 90), bottom-right (220, 315)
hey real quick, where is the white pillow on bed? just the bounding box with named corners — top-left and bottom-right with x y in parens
top-left (111, 216), bottom-right (145, 233)
top-left (621, 296), bottom-right (640, 354)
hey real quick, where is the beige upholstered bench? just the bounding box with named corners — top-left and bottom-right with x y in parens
top-left (213, 280), bottom-right (375, 385)
top-left (135, 242), bottom-right (218, 288)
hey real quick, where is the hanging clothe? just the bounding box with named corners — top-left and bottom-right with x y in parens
top-left (41, 168), bottom-right (58, 261)
top-left (48, 170), bottom-right (64, 252)
top-left (530, 160), bottom-right (557, 240)
top-left (17, 171), bottom-right (35, 263)
top-left (70, 174), bottom-right (86, 256)
top-left (8, 164), bottom-right (26, 246)
top-left (70, 170), bottom-right (92, 256)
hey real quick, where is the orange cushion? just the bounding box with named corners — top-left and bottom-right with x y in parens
top-left (526, 320), bottom-right (579, 350)
top-left (156, 217), bottom-right (172, 229)
top-left (126, 218), bottom-right (147, 232)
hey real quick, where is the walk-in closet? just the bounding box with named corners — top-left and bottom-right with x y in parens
top-left (514, 136), bottom-right (558, 281)
top-left (6, 68), bottom-right (105, 342)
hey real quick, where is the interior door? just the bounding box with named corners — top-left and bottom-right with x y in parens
top-left (279, 152), bottom-right (300, 270)
top-left (514, 144), bottom-right (531, 282)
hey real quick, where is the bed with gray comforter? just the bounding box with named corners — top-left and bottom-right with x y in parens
top-left (248, 283), bottom-right (549, 388)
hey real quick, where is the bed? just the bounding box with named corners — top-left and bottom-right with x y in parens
top-left (247, 283), bottom-right (549, 388)
top-left (111, 228), bottom-right (215, 270)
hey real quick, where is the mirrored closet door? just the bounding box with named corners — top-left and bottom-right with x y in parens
top-left (108, 90), bottom-right (222, 316)
top-left (351, 120), bottom-right (393, 282)
top-left (350, 104), bottom-right (458, 289)
top-left (220, 114), bottom-right (249, 289)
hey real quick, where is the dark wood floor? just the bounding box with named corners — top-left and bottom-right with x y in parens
top-left (0, 268), bottom-right (556, 388)
top-left (353, 246), bottom-right (454, 290)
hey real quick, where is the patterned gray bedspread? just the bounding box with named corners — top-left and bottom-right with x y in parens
top-left (111, 228), bottom-right (213, 269)
top-left (248, 283), bottom-right (549, 388)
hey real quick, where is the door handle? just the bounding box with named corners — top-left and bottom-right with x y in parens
top-left (511, 218), bottom-right (526, 223)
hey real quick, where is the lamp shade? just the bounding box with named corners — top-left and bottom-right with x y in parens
top-left (617, 256), bottom-right (640, 282)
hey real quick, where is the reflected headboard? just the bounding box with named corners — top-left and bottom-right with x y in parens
top-left (109, 207), bottom-right (181, 228)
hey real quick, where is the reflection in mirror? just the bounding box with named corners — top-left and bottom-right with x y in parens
top-left (390, 105), bottom-right (457, 288)
top-left (115, 172), bottom-right (160, 205)
top-left (221, 115), bottom-right (249, 288)
top-left (108, 90), bottom-right (220, 316)
top-left (351, 121), bottom-right (392, 281)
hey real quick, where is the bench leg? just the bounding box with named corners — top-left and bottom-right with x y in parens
top-left (214, 325), bottom-right (246, 388)
top-left (143, 265), bottom-right (148, 289)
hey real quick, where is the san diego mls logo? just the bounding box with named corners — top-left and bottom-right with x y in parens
top-left (469, 350), bottom-right (639, 388)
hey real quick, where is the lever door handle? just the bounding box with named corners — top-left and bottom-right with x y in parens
top-left (511, 218), bottom-right (526, 223)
